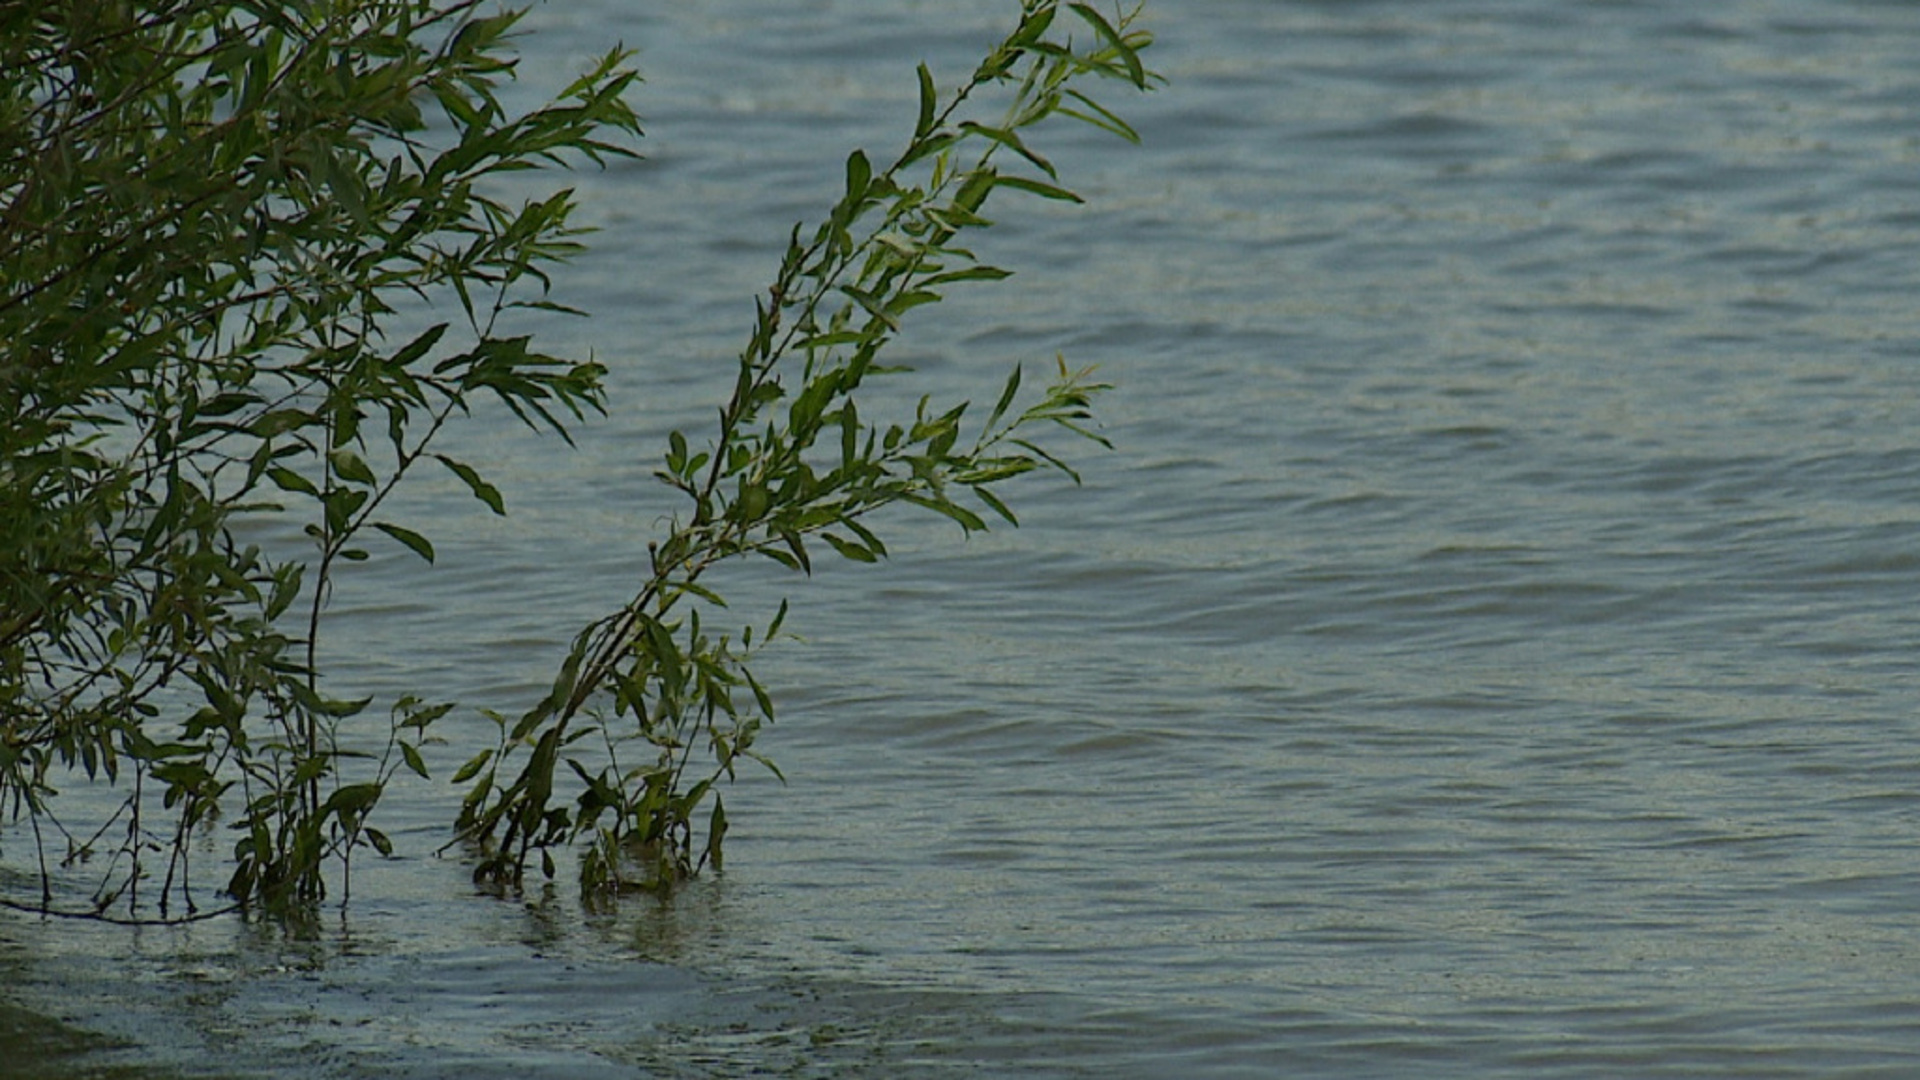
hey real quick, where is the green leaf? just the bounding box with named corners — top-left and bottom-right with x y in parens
top-left (921, 265), bottom-right (1013, 288)
top-left (885, 290), bottom-right (941, 319)
top-left (840, 399), bottom-right (859, 466)
top-left (196, 391), bottom-right (261, 418)
top-left (901, 492), bottom-right (989, 533)
top-left (795, 329), bottom-right (868, 350)
top-left (328, 448), bottom-right (377, 486)
top-left (959, 122), bottom-right (1055, 178)
top-left (953, 168), bottom-right (998, 214)
top-left (900, 130), bottom-right (960, 168)
top-left (316, 145), bottom-right (373, 230)
top-left (400, 700), bottom-right (457, 730)
top-left (265, 562), bottom-right (305, 621)
top-left (706, 796), bottom-right (728, 871)
top-left (842, 517), bottom-right (888, 558)
top-left (452, 748), bottom-right (495, 786)
top-left (434, 453), bottom-right (506, 514)
top-left (821, 532), bottom-right (878, 563)
top-left (973, 485), bottom-right (1020, 526)
top-left (373, 521), bottom-right (435, 563)
top-left (777, 528), bottom-right (812, 573)
top-left (914, 63), bottom-right (937, 140)
top-left (845, 149), bottom-right (872, 203)
top-left (250, 408), bottom-right (316, 439)
top-left (993, 174), bottom-right (1084, 203)
top-left (1060, 87), bottom-right (1142, 143)
top-left (987, 364), bottom-right (1023, 431)
top-left (388, 323), bottom-right (450, 369)
top-left (400, 742), bottom-right (430, 781)
top-left (323, 485), bottom-right (370, 533)
top-left (267, 465), bottom-right (319, 498)
top-left (1011, 437), bottom-right (1086, 483)
top-left (664, 579), bottom-right (729, 607)
top-left (840, 285), bottom-right (899, 331)
top-left (324, 783), bottom-right (383, 816)
top-left (1011, 3), bottom-right (1058, 46)
top-left (1069, 3), bottom-right (1148, 87)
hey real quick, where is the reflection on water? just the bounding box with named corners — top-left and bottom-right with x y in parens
top-left (9, 0), bottom-right (1920, 1076)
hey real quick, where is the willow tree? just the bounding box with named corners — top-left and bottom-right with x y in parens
top-left (0, 0), bottom-right (1156, 918)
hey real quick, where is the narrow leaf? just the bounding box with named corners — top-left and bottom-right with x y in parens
top-left (388, 323), bottom-right (450, 369)
top-left (1069, 3), bottom-right (1147, 87)
top-left (267, 465), bottom-right (319, 498)
top-left (822, 532), bottom-right (878, 563)
top-left (901, 492), bottom-right (989, 532)
top-left (1011, 3), bottom-right (1058, 46)
top-left (400, 742), bottom-right (430, 780)
top-left (1061, 87), bottom-right (1142, 143)
top-left (959, 122), bottom-right (1055, 178)
top-left (987, 364), bottom-right (1023, 431)
top-left (434, 453), bottom-right (506, 514)
top-left (921, 265), bottom-right (1014, 288)
top-left (973, 485), bottom-right (1020, 526)
top-left (374, 521), bottom-right (435, 563)
top-left (993, 174), bottom-right (1084, 203)
top-left (845, 149), bottom-right (872, 203)
top-left (328, 448), bottom-right (377, 486)
top-left (324, 783), bottom-right (383, 816)
top-left (914, 63), bottom-right (936, 140)
top-left (452, 748), bottom-right (495, 785)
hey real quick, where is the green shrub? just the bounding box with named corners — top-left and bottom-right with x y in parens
top-left (0, 0), bottom-right (1156, 918)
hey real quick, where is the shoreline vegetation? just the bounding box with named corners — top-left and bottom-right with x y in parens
top-left (2, 1), bottom-right (1158, 921)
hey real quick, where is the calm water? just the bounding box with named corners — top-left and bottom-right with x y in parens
top-left (9, 1), bottom-right (1920, 1076)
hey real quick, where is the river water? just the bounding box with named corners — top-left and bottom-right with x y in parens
top-left (8, 1), bottom-right (1920, 1076)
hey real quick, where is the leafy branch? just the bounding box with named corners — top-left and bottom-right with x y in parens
top-left (1, 0), bottom-right (639, 917)
top-left (455, 0), bottom-right (1158, 894)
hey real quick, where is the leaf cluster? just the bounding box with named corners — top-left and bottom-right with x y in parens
top-left (1, 0), bottom-right (1157, 917)
top-left (455, 0), bottom-right (1157, 895)
top-left (0, 0), bottom-right (638, 917)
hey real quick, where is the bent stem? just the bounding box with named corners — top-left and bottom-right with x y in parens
top-left (455, 0), bottom-right (1156, 894)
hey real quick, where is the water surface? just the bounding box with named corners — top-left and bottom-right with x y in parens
top-left (8, 1), bottom-right (1920, 1076)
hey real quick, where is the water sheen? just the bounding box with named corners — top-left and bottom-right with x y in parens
top-left (9, 1), bottom-right (1920, 1076)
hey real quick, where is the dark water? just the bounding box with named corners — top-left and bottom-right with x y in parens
top-left (9, 1), bottom-right (1920, 1076)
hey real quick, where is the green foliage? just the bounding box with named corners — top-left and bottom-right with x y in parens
top-left (454, 0), bottom-right (1158, 895)
top-left (0, 0), bottom-right (636, 917)
top-left (1, 0), bottom-right (1156, 918)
